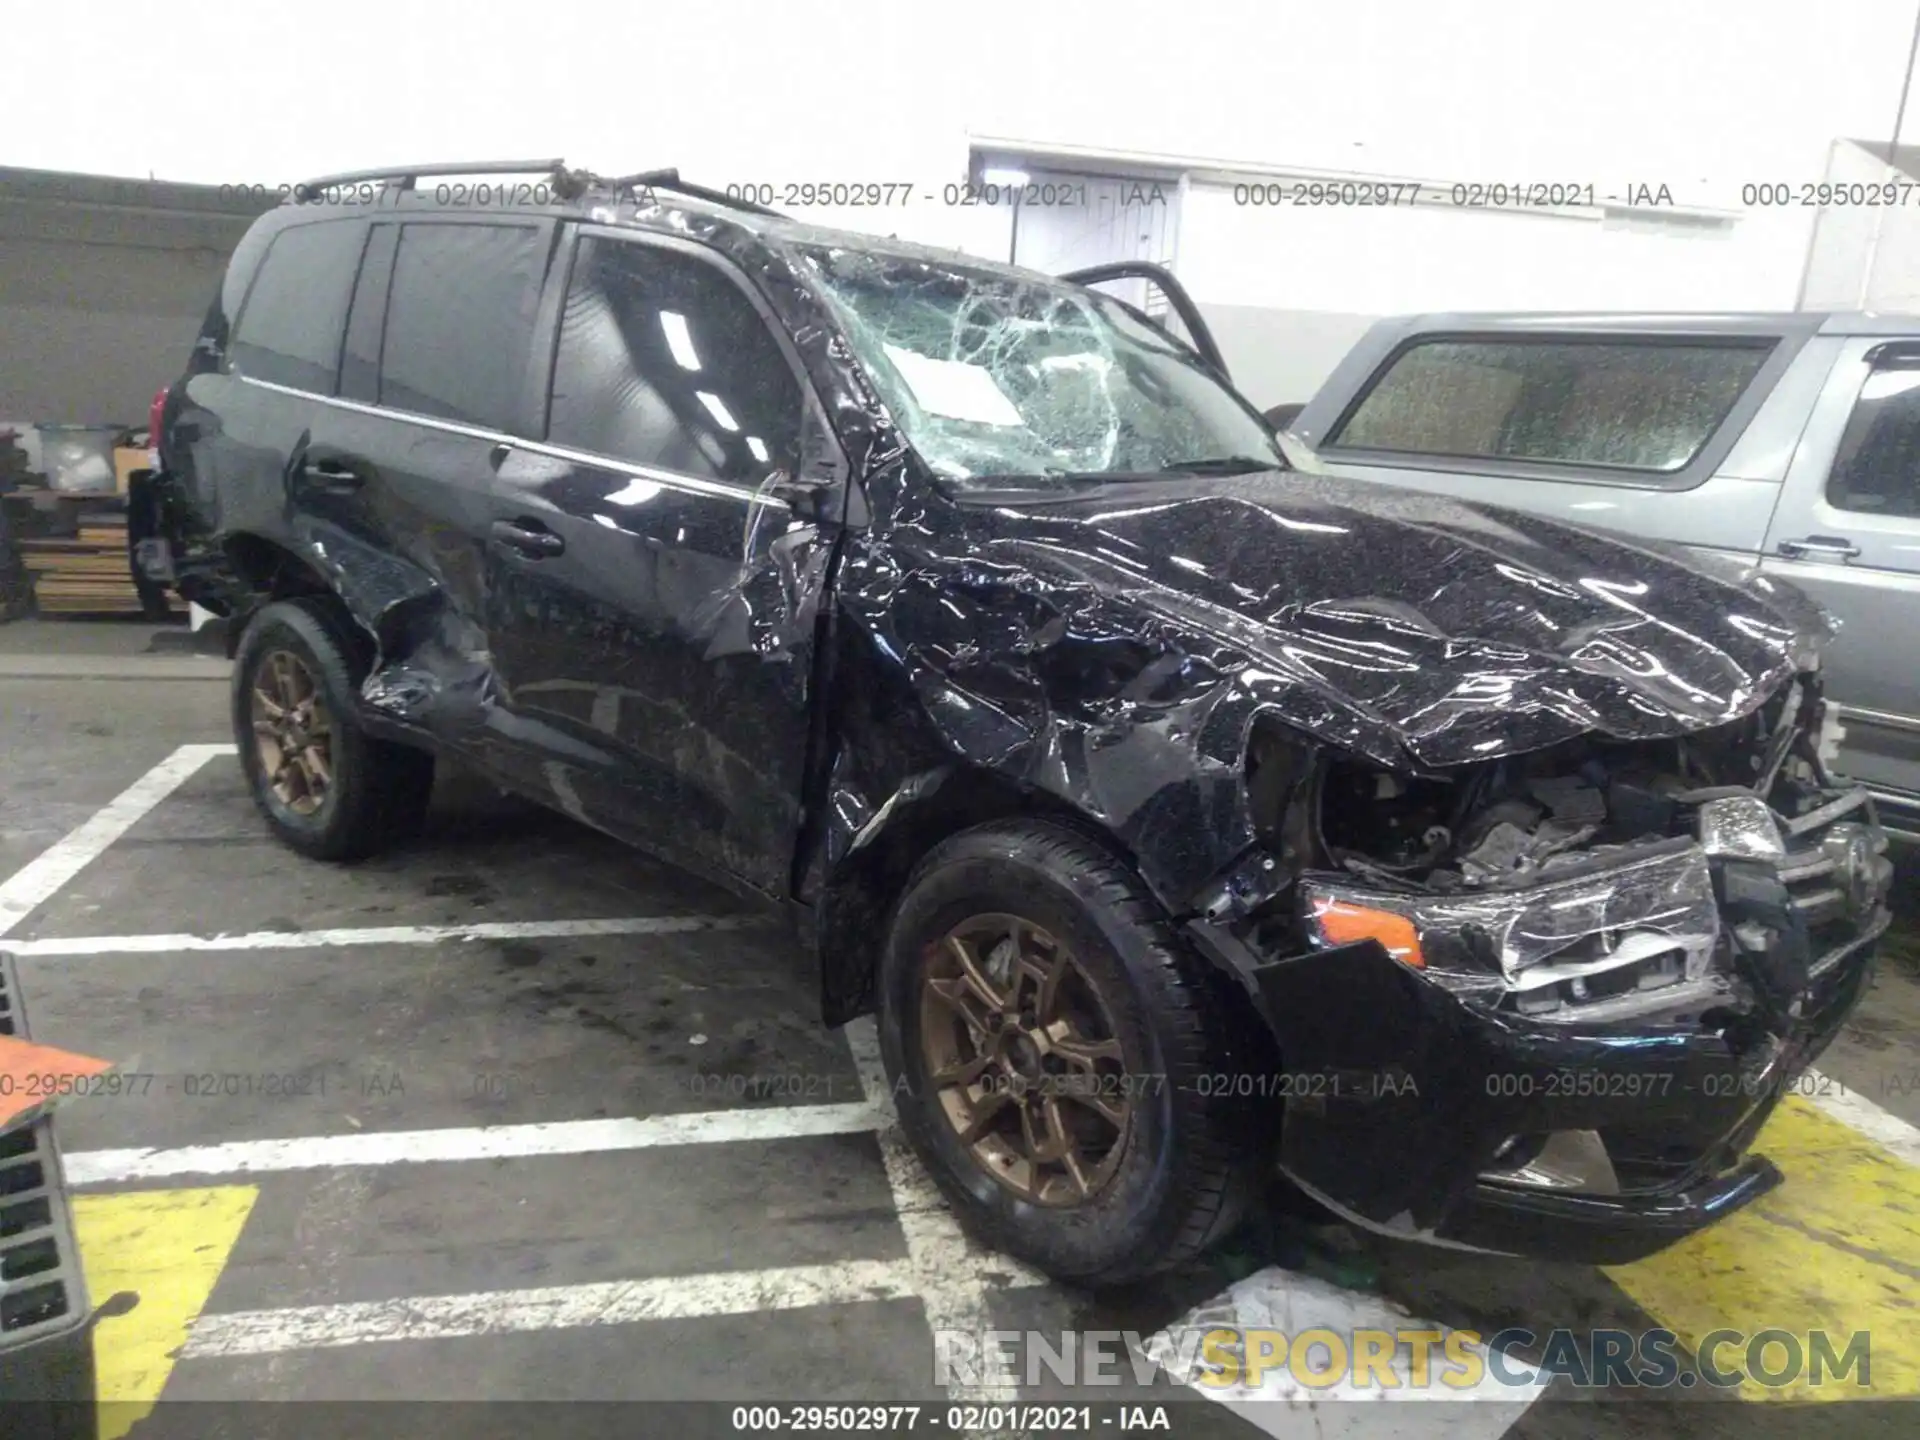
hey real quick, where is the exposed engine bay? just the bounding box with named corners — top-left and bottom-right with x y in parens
top-left (1241, 675), bottom-right (1891, 1027)
top-left (1299, 678), bottom-right (1825, 893)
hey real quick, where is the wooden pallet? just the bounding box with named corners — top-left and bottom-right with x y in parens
top-left (17, 519), bottom-right (175, 616)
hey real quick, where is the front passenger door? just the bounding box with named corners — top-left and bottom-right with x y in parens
top-left (1764, 339), bottom-right (1920, 825)
top-left (482, 230), bottom-right (841, 898)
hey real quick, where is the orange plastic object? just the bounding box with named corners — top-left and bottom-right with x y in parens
top-left (1311, 898), bottom-right (1425, 968)
top-left (0, 1033), bottom-right (115, 1136)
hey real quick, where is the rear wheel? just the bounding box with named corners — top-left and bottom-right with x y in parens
top-left (877, 820), bottom-right (1262, 1285)
top-left (232, 598), bottom-right (434, 860)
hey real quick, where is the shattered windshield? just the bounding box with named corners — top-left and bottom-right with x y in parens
top-left (793, 245), bottom-right (1285, 489)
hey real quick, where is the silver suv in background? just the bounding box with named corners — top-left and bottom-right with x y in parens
top-left (1280, 312), bottom-right (1920, 835)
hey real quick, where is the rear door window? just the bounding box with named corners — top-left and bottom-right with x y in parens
top-left (546, 235), bottom-right (802, 485)
top-left (1328, 338), bottom-right (1772, 473)
top-left (379, 222), bottom-right (546, 431)
top-left (230, 220), bottom-right (368, 393)
top-left (1826, 360), bottom-right (1920, 519)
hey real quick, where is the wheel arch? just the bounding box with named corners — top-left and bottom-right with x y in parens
top-left (813, 763), bottom-right (1134, 1027)
top-left (224, 531), bottom-right (333, 598)
top-left (212, 533), bottom-right (345, 657)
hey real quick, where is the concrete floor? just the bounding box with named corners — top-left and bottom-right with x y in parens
top-left (2, 618), bottom-right (1917, 1439)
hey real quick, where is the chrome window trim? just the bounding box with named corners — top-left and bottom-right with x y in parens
top-left (1834, 702), bottom-right (1920, 736)
top-left (234, 373), bottom-right (789, 510)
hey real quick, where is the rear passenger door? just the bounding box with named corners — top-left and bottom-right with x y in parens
top-left (1763, 338), bottom-right (1920, 819)
top-left (479, 227), bottom-right (838, 899)
top-left (324, 215), bottom-right (559, 776)
top-left (177, 215), bottom-right (370, 548)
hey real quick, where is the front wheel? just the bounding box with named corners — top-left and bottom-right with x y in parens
top-left (232, 598), bottom-right (435, 861)
top-left (877, 820), bottom-right (1263, 1286)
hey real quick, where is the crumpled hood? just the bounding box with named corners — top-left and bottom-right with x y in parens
top-left (966, 469), bottom-right (1828, 768)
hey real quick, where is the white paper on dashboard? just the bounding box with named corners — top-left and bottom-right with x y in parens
top-left (883, 345), bottom-right (1025, 426)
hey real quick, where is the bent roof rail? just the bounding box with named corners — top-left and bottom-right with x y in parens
top-left (601, 167), bottom-right (788, 219)
top-left (288, 159), bottom-right (790, 222)
top-left (290, 159), bottom-right (567, 201)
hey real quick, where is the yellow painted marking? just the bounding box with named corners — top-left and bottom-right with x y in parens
top-left (72, 1187), bottom-right (258, 1439)
top-left (1606, 1097), bottom-right (1920, 1400)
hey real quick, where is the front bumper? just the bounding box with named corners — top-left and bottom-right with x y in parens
top-left (1193, 791), bottom-right (1888, 1266)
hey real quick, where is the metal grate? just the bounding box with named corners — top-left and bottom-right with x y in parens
top-left (0, 948), bottom-right (17, 1037)
top-left (1775, 791), bottom-right (1894, 976)
top-left (0, 950), bottom-right (90, 1352)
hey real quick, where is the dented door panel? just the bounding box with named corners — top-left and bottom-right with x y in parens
top-left (310, 403), bottom-right (532, 780)
top-left (481, 445), bottom-right (827, 895)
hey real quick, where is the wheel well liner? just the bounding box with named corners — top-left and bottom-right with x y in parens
top-left (816, 765), bottom-right (1118, 1027)
top-left (217, 535), bottom-right (364, 661)
top-left (224, 533), bottom-right (332, 598)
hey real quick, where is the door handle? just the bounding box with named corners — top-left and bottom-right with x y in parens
top-left (300, 456), bottom-right (367, 493)
top-left (490, 518), bottom-right (566, 558)
top-left (1776, 534), bottom-right (1861, 560)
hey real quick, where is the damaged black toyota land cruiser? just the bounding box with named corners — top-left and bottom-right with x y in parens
top-left (143, 160), bottom-right (1890, 1285)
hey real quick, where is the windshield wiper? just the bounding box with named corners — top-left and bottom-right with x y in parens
top-left (963, 455), bottom-right (1287, 488)
top-left (1159, 455), bottom-right (1282, 475)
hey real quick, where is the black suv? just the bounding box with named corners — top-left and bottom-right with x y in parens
top-left (146, 160), bottom-right (1889, 1284)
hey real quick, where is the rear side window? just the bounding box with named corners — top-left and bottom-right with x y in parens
top-left (230, 221), bottom-right (367, 393)
top-left (1827, 362), bottom-right (1920, 519)
top-left (379, 223), bottom-right (545, 430)
top-left (546, 236), bottom-right (801, 485)
top-left (1328, 338), bottom-right (1772, 474)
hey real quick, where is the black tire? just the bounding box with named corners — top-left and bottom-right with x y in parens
top-left (125, 470), bottom-right (172, 620)
top-left (231, 597), bottom-right (435, 861)
top-left (877, 820), bottom-right (1263, 1286)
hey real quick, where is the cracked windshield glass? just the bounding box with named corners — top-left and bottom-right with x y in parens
top-left (795, 245), bottom-right (1284, 489)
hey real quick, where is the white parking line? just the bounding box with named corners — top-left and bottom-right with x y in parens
top-left (181, 1258), bottom-right (926, 1358)
top-left (63, 1103), bottom-right (887, 1185)
top-left (8, 915), bottom-right (768, 958)
top-left (844, 1015), bottom-right (1048, 1403)
top-left (1805, 1067), bottom-right (1920, 1168)
top-left (0, 743), bottom-right (234, 937)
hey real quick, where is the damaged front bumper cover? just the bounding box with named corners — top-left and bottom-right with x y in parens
top-left (1190, 788), bottom-right (1890, 1266)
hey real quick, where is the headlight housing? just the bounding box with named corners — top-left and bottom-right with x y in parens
top-left (1301, 840), bottom-right (1720, 1011)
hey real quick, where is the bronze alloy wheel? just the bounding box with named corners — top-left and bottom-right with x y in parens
top-left (250, 649), bottom-right (334, 817)
top-left (919, 912), bottom-right (1134, 1206)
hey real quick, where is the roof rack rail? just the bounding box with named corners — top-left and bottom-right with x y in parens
top-left (286, 159), bottom-right (787, 220)
top-left (603, 167), bottom-right (787, 219)
top-left (290, 158), bottom-right (567, 200)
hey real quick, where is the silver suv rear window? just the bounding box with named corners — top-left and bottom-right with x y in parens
top-left (1328, 337), bottom-right (1772, 473)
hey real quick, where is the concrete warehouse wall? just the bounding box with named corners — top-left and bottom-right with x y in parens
top-left (0, 240), bottom-right (222, 425)
top-left (1196, 306), bottom-right (1380, 413)
top-left (1171, 179), bottom-right (1798, 314)
top-left (1802, 139), bottom-right (1920, 312)
top-left (0, 172), bottom-right (269, 427)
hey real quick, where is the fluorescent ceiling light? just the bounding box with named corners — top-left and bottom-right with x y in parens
top-left (607, 477), bottom-right (662, 505)
top-left (659, 311), bottom-right (701, 371)
top-left (697, 391), bottom-right (740, 432)
top-left (746, 436), bottom-right (769, 462)
top-left (982, 167), bottom-right (1030, 187)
